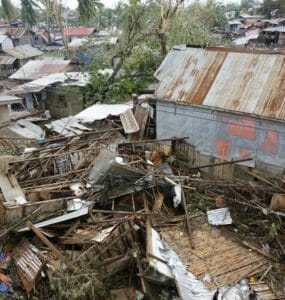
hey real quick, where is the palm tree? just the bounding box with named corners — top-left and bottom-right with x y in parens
top-left (1, 0), bottom-right (16, 23)
top-left (78, 0), bottom-right (103, 25)
top-left (21, 0), bottom-right (39, 28)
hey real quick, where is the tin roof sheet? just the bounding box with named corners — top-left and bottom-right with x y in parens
top-left (4, 45), bottom-right (42, 60)
top-left (263, 26), bottom-right (285, 33)
top-left (0, 55), bottom-right (16, 64)
top-left (9, 58), bottom-right (71, 80)
top-left (0, 95), bottom-right (22, 104)
top-left (0, 34), bottom-right (10, 44)
top-left (154, 47), bottom-right (285, 120)
top-left (9, 72), bottom-right (90, 94)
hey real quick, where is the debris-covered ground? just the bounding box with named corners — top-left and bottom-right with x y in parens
top-left (0, 101), bottom-right (284, 300)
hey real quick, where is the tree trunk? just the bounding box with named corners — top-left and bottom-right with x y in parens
top-left (158, 32), bottom-right (167, 58)
top-left (108, 56), bottom-right (123, 83)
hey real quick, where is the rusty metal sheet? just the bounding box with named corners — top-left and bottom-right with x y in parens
top-left (155, 47), bottom-right (285, 120)
top-left (120, 108), bottom-right (139, 134)
top-left (64, 27), bottom-right (96, 37)
top-left (13, 239), bottom-right (44, 293)
top-left (203, 52), bottom-right (285, 119)
top-left (154, 48), bottom-right (227, 105)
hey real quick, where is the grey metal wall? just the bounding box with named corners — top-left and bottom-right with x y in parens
top-left (156, 101), bottom-right (285, 168)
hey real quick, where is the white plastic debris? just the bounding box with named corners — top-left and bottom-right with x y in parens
top-left (67, 198), bottom-right (86, 211)
top-left (207, 207), bottom-right (233, 225)
top-left (70, 183), bottom-right (85, 196)
top-left (114, 156), bottom-right (125, 165)
top-left (173, 184), bottom-right (182, 208)
top-left (15, 196), bottom-right (27, 204)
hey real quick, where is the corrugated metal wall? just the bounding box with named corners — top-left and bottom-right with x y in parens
top-left (156, 101), bottom-right (285, 168)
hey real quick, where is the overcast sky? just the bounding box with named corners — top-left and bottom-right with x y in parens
top-left (11, 0), bottom-right (244, 10)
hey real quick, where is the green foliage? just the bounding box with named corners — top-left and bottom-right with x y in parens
top-left (240, 0), bottom-right (255, 13)
top-left (260, 0), bottom-right (285, 18)
top-left (21, 0), bottom-right (38, 28)
top-left (1, 0), bottom-right (17, 22)
top-left (169, 1), bottom-right (227, 46)
top-left (78, 0), bottom-right (103, 25)
top-left (269, 222), bottom-right (281, 239)
top-left (83, 46), bottom-right (158, 104)
top-left (50, 268), bottom-right (106, 299)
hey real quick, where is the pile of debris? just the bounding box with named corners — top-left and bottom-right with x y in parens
top-left (0, 101), bottom-right (284, 299)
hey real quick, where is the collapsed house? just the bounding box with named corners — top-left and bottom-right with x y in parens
top-left (0, 45), bottom-right (283, 299)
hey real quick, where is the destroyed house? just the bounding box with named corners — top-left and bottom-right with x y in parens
top-left (8, 27), bottom-right (32, 46)
top-left (154, 46), bottom-right (285, 177)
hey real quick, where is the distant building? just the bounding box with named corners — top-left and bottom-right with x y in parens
top-left (0, 95), bottom-right (23, 123)
top-left (262, 26), bottom-right (285, 46)
top-left (224, 10), bottom-right (237, 20)
top-left (8, 72), bottom-right (89, 117)
top-left (0, 34), bottom-right (14, 51)
top-left (63, 27), bottom-right (97, 42)
top-left (3, 45), bottom-right (43, 67)
top-left (225, 20), bottom-right (242, 32)
top-left (8, 28), bottom-right (32, 46)
top-left (31, 28), bottom-right (54, 46)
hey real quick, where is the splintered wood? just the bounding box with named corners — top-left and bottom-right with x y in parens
top-left (160, 225), bottom-right (281, 299)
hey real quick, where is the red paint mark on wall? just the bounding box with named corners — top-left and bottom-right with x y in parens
top-left (260, 130), bottom-right (279, 154)
top-left (239, 149), bottom-right (253, 158)
top-left (216, 138), bottom-right (231, 160)
top-left (227, 118), bottom-right (256, 140)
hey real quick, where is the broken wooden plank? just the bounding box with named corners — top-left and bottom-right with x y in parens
top-left (27, 221), bottom-right (63, 259)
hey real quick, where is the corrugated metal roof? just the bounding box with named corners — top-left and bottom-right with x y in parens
top-left (263, 26), bottom-right (285, 33)
top-left (4, 45), bottom-right (42, 60)
top-left (154, 47), bottom-right (285, 120)
top-left (9, 72), bottom-right (90, 94)
top-left (0, 95), bottom-right (22, 104)
top-left (64, 27), bottom-right (96, 36)
top-left (8, 119), bottom-right (43, 139)
top-left (9, 58), bottom-right (71, 80)
top-left (45, 116), bottom-right (92, 137)
top-left (0, 34), bottom-right (9, 44)
top-left (0, 55), bottom-right (16, 64)
top-left (76, 103), bottom-right (131, 123)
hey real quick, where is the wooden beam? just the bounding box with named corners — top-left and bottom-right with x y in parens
top-left (27, 221), bottom-right (63, 259)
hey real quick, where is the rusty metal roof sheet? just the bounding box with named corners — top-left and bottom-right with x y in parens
top-left (9, 58), bottom-right (71, 80)
top-left (64, 27), bottom-right (96, 36)
top-left (4, 45), bottom-right (42, 60)
top-left (9, 27), bottom-right (28, 38)
top-left (154, 47), bottom-right (285, 120)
